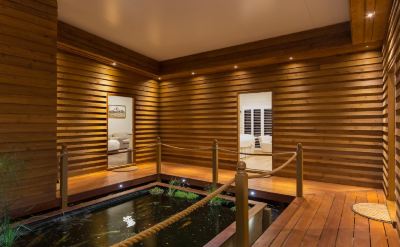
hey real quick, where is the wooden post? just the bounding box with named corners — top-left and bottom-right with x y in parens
top-left (235, 161), bottom-right (249, 247)
top-left (156, 136), bottom-right (162, 182)
top-left (296, 143), bottom-right (303, 197)
top-left (60, 144), bottom-right (68, 210)
top-left (212, 139), bottom-right (219, 188)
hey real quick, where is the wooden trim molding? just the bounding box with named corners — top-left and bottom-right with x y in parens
top-left (160, 22), bottom-right (382, 79)
top-left (57, 42), bottom-right (158, 79)
top-left (58, 21), bottom-right (159, 78)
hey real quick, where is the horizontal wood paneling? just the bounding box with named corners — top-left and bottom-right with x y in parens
top-left (0, 0), bottom-right (57, 213)
top-left (160, 51), bottom-right (384, 188)
top-left (160, 22), bottom-right (383, 79)
top-left (57, 51), bottom-right (159, 175)
top-left (382, 0), bottom-right (400, 232)
top-left (58, 21), bottom-right (159, 76)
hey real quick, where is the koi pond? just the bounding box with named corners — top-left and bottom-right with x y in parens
top-left (16, 183), bottom-right (283, 247)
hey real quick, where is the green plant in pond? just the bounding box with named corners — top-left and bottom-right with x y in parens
top-left (167, 179), bottom-right (180, 197)
top-left (173, 190), bottom-right (199, 200)
top-left (0, 154), bottom-right (25, 247)
top-left (230, 206), bottom-right (236, 212)
top-left (205, 187), bottom-right (228, 206)
top-left (149, 187), bottom-right (165, 195)
top-left (209, 197), bottom-right (226, 206)
top-left (0, 215), bottom-right (20, 247)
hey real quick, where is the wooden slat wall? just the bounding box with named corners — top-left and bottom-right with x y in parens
top-left (160, 51), bottom-right (384, 188)
top-left (0, 0), bottom-right (58, 213)
top-left (57, 51), bottom-right (159, 175)
top-left (382, 0), bottom-right (400, 231)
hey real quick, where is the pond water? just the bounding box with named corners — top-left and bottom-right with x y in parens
top-left (16, 187), bottom-right (237, 247)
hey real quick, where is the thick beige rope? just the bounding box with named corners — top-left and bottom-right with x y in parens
top-left (111, 151), bottom-right (297, 247)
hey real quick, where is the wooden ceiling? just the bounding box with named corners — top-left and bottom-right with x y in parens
top-left (350, 0), bottom-right (393, 44)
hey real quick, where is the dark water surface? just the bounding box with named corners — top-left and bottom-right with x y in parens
top-left (16, 188), bottom-right (236, 247)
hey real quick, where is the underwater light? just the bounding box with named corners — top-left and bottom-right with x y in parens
top-left (123, 216), bottom-right (136, 228)
top-left (250, 191), bottom-right (256, 196)
top-left (182, 178), bottom-right (186, 183)
top-left (119, 184), bottom-right (124, 188)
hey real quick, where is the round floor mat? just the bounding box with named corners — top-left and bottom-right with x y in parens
top-left (352, 203), bottom-right (392, 223)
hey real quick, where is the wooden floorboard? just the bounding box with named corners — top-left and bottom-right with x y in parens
top-left (65, 162), bottom-right (400, 247)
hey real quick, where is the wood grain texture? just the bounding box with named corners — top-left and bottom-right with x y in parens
top-left (57, 51), bottom-right (159, 175)
top-left (160, 22), bottom-right (383, 79)
top-left (58, 21), bottom-right (159, 76)
top-left (382, 0), bottom-right (400, 233)
top-left (0, 0), bottom-right (58, 213)
top-left (253, 190), bottom-right (399, 247)
top-left (159, 51), bottom-right (384, 188)
top-left (350, 0), bottom-right (393, 44)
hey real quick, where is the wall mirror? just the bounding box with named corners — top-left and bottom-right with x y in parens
top-left (107, 94), bottom-right (135, 170)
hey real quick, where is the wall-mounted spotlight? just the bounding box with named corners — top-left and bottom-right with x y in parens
top-left (234, 65), bottom-right (238, 69)
top-left (191, 72), bottom-right (196, 75)
top-left (289, 57), bottom-right (294, 60)
top-left (112, 62), bottom-right (117, 66)
top-left (158, 77), bottom-right (162, 80)
top-left (366, 12), bottom-right (375, 18)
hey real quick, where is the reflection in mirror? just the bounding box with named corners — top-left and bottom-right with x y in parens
top-left (239, 92), bottom-right (272, 171)
top-left (107, 95), bottom-right (135, 170)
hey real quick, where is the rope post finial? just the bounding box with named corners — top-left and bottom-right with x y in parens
top-left (212, 139), bottom-right (219, 188)
top-left (156, 136), bottom-right (162, 182)
top-left (235, 160), bottom-right (249, 247)
top-left (296, 143), bottom-right (303, 197)
top-left (60, 144), bottom-right (68, 210)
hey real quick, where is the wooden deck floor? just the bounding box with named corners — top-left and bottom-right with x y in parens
top-left (67, 162), bottom-right (400, 246)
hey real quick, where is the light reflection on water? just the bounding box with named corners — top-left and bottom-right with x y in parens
top-left (16, 188), bottom-right (236, 247)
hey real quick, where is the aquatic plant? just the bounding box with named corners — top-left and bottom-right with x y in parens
top-left (149, 187), bottom-right (165, 195)
top-left (0, 154), bottom-right (25, 247)
top-left (209, 197), bottom-right (226, 206)
top-left (173, 190), bottom-right (199, 200)
top-left (230, 206), bottom-right (236, 212)
top-left (167, 179), bottom-right (180, 197)
top-left (205, 186), bottom-right (229, 206)
top-left (0, 215), bottom-right (20, 247)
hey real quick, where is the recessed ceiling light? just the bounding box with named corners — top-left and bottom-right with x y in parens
top-left (289, 57), bottom-right (294, 60)
top-left (191, 72), bottom-right (195, 75)
top-left (112, 62), bottom-right (117, 66)
top-left (366, 12), bottom-right (375, 18)
top-left (234, 65), bottom-right (238, 69)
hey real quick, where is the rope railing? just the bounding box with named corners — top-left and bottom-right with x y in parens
top-left (161, 143), bottom-right (213, 151)
top-left (59, 137), bottom-right (303, 247)
top-left (110, 149), bottom-right (299, 247)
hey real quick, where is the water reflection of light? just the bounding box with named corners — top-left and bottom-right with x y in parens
top-left (123, 216), bottom-right (136, 228)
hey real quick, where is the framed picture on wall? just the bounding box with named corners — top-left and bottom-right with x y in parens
top-left (108, 105), bottom-right (126, 119)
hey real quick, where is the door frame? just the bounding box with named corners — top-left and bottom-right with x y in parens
top-left (237, 90), bottom-right (274, 171)
top-left (106, 93), bottom-right (135, 169)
